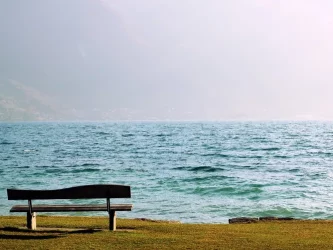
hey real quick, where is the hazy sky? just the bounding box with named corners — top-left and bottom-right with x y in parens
top-left (99, 0), bottom-right (333, 120)
top-left (2, 0), bottom-right (333, 121)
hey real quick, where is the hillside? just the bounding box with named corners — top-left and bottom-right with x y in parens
top-left (0, 0), bottom-right (166, 121)
top-left (0, 78), bottom-right (66, 121)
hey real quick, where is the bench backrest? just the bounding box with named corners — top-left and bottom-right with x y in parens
top-left (7, 184), bottom-right (131, 200)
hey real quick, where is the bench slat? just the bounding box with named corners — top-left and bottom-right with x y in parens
top-left (10, 204), bottom-right (133, 212)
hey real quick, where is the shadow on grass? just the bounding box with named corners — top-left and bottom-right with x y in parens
top-left (0, 234), bottom-right (61, 240)
top-left (119, 227), bottom-right (135, 230)
top-left (0, 227), bottom-right (101, 240)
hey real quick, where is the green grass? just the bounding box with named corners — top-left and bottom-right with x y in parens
top-left (1, 216), bottom-right (333, 249)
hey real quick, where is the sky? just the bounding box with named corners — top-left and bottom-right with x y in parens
top-left (98, 0), bottom-right (333, 120)
top-left (1, 0), bottom-right (333, 121)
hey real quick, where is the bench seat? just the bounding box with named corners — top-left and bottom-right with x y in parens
top-left (10, 204), bottom-right (133, 212)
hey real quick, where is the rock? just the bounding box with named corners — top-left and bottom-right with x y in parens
top-left (259, 216), bottom-right (279, 221)
top-left (229, 217), bottom-right (296, 224)
top-left (259, 217), bottom-right (295, 221)
top-left (229, 217), bottom-right (259, 224)
top-left (277, 217), bottom-right (295, 221)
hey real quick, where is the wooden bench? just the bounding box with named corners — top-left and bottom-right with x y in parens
top-left (7, 184), bottom-right (132, 231)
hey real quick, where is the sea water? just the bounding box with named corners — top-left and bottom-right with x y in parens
top-left (1, 121), bottom-right (333, 223)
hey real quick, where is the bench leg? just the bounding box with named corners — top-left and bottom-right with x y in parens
top-left (109, 211), bottom-right (116, 231)
top-left (27, 212), bottom-right (36, 230)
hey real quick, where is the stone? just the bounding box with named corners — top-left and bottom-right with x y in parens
top-left (228, 217), bottom-right (259, 224)
top-left (259, 217), bottom-right (295, 221)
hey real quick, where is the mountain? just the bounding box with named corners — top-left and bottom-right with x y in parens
top-left (0, 78), bottom-right (66, 121)
top-left (0, 0), bottom-right (179, 121)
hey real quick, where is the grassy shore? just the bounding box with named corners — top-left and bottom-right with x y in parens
top-left (1, 216), bottom-right (333, 249)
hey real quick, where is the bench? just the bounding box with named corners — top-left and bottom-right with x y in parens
top-left (7, 184), bottom-right (132, 231)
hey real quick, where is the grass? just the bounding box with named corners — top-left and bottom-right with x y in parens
top-left (1, 216), bottom-right (333, 249)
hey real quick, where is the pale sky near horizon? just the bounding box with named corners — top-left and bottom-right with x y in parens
top-left (98, 0), bottom-right (333, 120)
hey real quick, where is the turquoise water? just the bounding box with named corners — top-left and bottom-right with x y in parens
top-left (1, 121), bottom-right (333, 223)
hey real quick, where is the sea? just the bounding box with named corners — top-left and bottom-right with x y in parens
top-left (1, 121), bottom-right (333, 223)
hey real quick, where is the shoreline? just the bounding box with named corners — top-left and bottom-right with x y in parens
top-left (2, 215), bottom-right (333, 224)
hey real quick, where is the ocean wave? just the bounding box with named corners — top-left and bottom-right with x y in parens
top-left (69, 168), bottom-right (100, 173)
top-left (287, 168), bottom-right (300, 173)
top-left (0, 141), bottom-right (14, 145)
top-left (273, 155), bottom-right (289, 159)
top-left (174, 166), bottom-right (224, 173)
top-left (182, 175), bottom-right (233, 183)
top-left (62, 163), bottom-right (101, 168)
top-left (192, 186), bottom-right (234, 195)
top-left (318, 151), bottom-right (333, 157)
top-left (122, 133), bottom-right (135, 137)
top-left (233, 187), bottom-right (263, 196)
top-left (252, 137), bottom-right (268, 140)
top-left (237, 155), bottom-right (264, 159)
top-left (155, 133), bottom-right (172, 137)
top-left (43, 166), bottom-right (101, 174)
top-left (201, 153), bottom-right (230, 158)
top-left (16, 166), bottom-right (30, 169)
top-left (80, 163), bottom-right (101, 167)
top-left (191, 186), bottom-right (263, 196)
top-left (249, 147), bottom-right (280, 152)
top-left (96, 131), bottom-right (110, 136)
top-left (121, 142), bottom-right (135, 147)
top-left (123, 167), bottom-right (148, 173)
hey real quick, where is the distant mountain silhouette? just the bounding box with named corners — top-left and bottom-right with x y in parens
top-left (0, 78), bottom-right (66, 120)
top-left (0, 0), bottom-right (157, 120)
